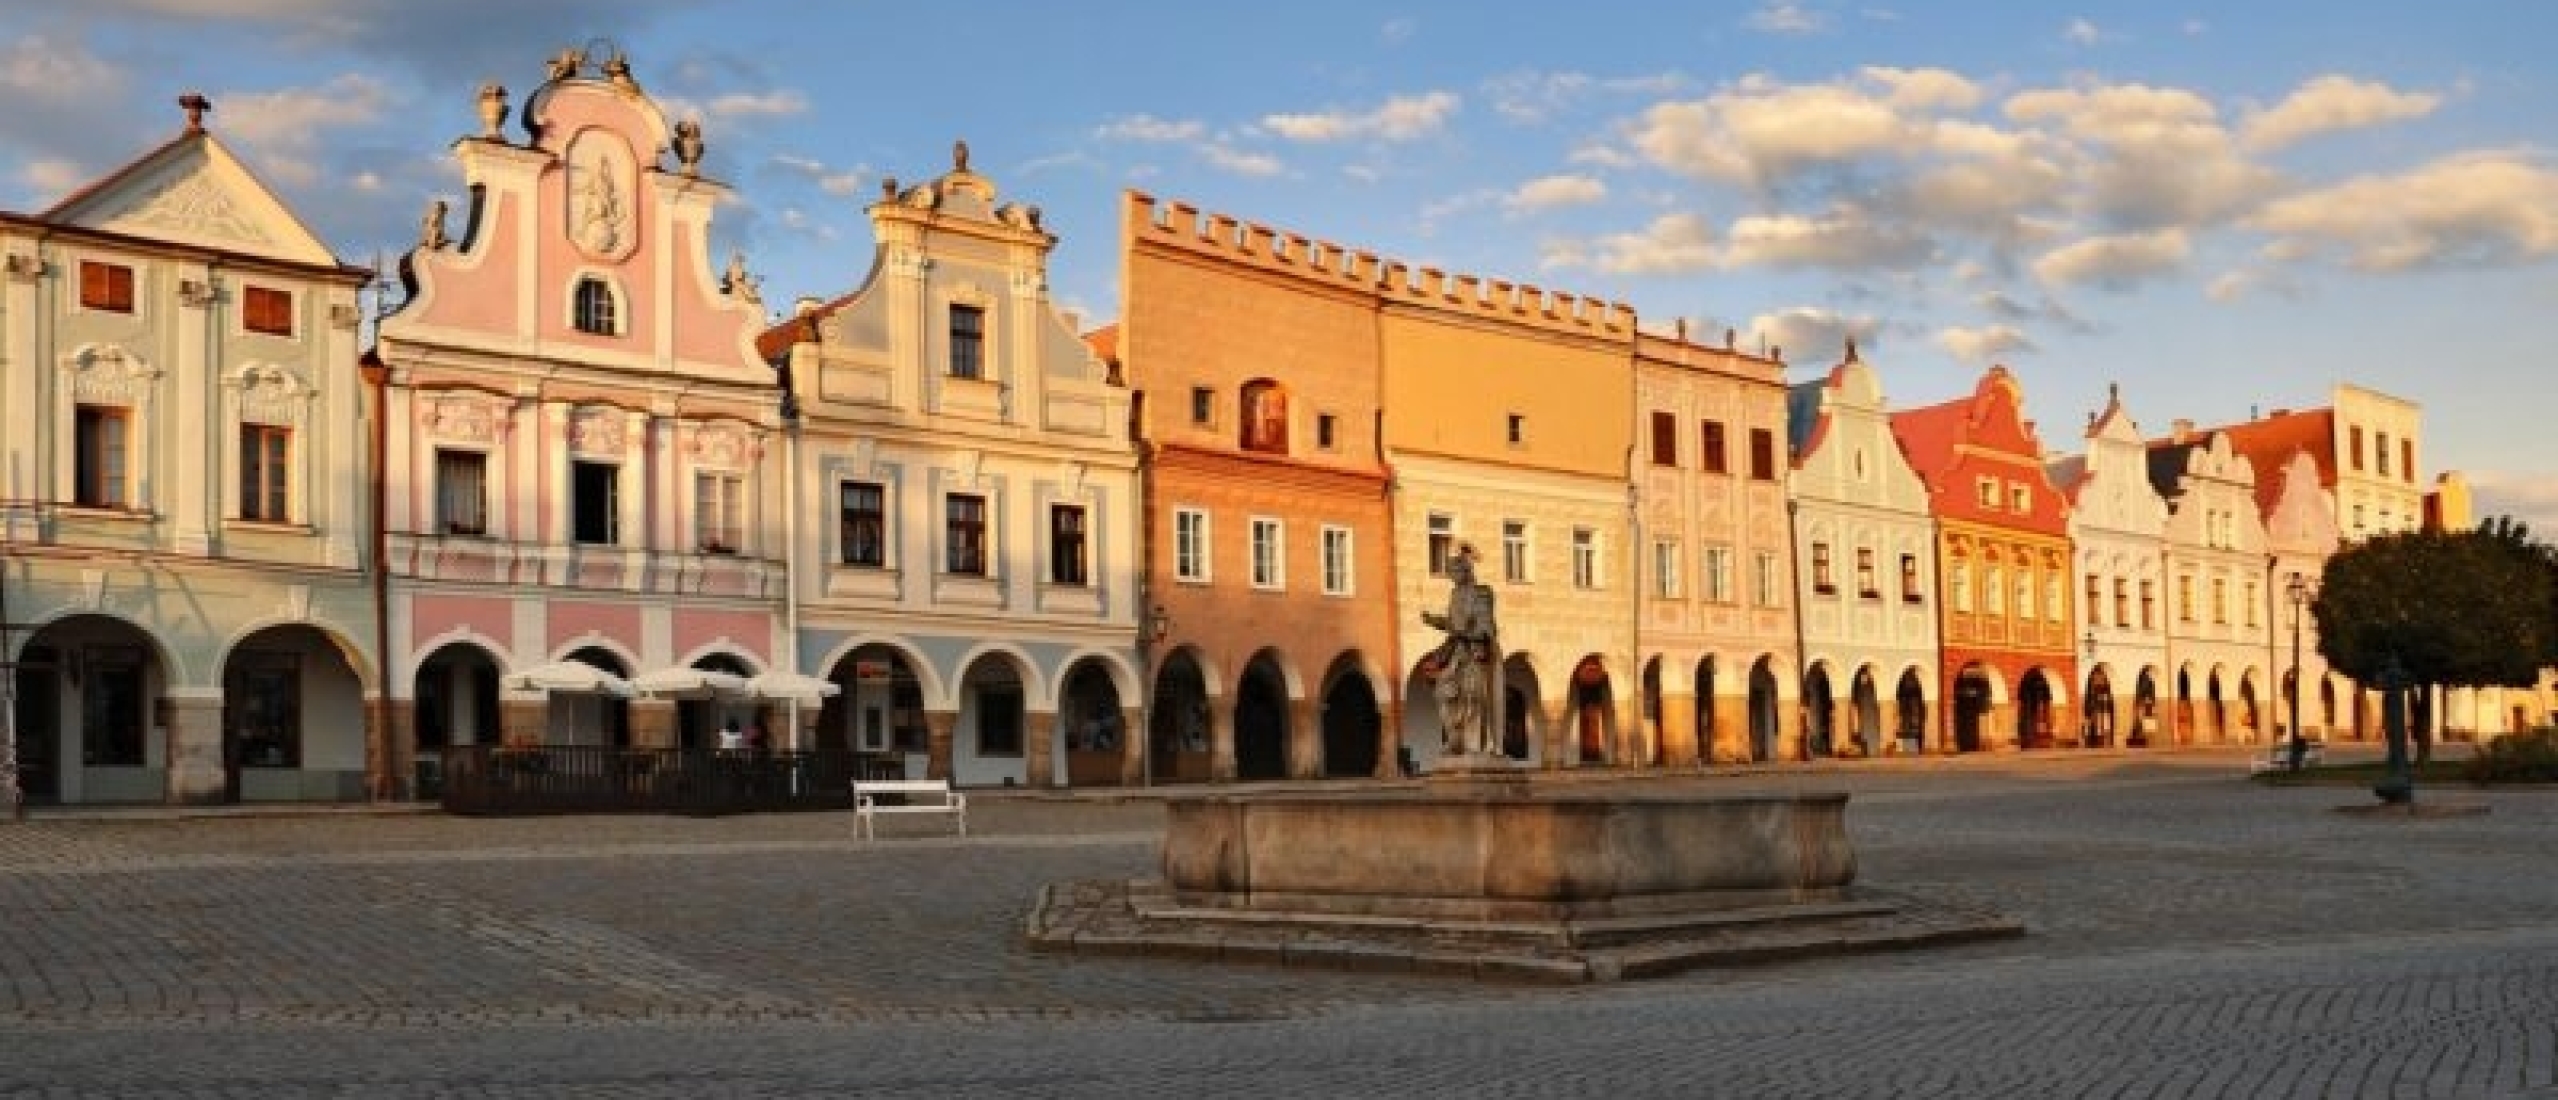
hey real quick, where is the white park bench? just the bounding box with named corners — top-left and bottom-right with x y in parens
top-left (2249, 737), bottom-right (2327, 773)
top-left (852, 778), bottom-right (967, 840)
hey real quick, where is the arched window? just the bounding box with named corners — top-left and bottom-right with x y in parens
top-left (1240, 379), bottom-right (1288, 454)
top-left (572, 277), bottom-right (619, 335)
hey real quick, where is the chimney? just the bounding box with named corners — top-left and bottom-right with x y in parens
top-left (2172, 418), bottom-right (2195, 443)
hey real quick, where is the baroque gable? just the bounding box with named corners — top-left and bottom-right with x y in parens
top-left (48, 128), bottom-right (338, 267)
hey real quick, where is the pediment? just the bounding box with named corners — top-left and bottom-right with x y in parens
top-left (47, 135), bottom-right (338, 267)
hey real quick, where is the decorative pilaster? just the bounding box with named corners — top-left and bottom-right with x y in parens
top-left (1025, 710), bottom-right (1056, 789)
top-left (924, 710), bottom-right (956, 780)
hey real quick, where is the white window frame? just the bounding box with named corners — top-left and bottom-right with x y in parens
top-left (1174, 507), bottom-right (1210, 583)
top-left (1502, 519), bottom-right (1530, 584)
top-left (1320, 524), bottom-right (1354, 596)
top-left (1249, 516), bottom-right (1284, 590)
top-left (1428, 511), bottom-right (1456, 577)
top-left (1703, 545), bottom-right (1732, 604)
top-left (1571, 527), bottom-right (1599, 590)
top-left (694, 470), bottom-right (744, 553)
top-left (1652, 539), bottom-right (1682, 599)
top-left (1753, 551), bottom-right (1781, 608)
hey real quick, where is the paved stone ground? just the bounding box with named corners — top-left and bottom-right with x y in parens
top-left (0, 747), bottom-right (2552, 1097)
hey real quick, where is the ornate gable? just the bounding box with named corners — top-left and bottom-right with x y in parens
top-left (46, 113), bottom-right (338, 267)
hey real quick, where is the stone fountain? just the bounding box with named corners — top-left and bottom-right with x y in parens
top-left (1028, 549), bottom-right (2019, 981)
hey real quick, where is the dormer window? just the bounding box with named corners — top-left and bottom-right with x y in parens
top-left (572, 277), bottom-right (618, 335)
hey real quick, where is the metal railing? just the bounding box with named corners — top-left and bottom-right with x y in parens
top-left (438, 746), bottom-right (904, 816)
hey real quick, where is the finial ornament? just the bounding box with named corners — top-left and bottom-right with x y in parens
top-left (178, 92), bottom-right (211, 133)
top-left (953, 139), bottom-right (970, 172)
top-left (672, 119), bottom-right (705, 176)
top-left (603, 51), bottom-right (638, 92)
top-left (419, 198), bottom-right (449, 249)
top-left (546, 46), bottom-right (585, 83)
top-left (476, 83), bottom-right (509, 139)
top-left (1844, 335), bottom-right (1860, 363)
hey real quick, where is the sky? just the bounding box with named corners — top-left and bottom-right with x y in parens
top-left (5, 1), bottom-right (2554, 531)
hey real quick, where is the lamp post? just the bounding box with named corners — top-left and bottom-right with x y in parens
top-left (2374, 652), bottom-right (2414, 804)
top-left (1140, 604), bottom-right (1169, 787)
top-left (2285, 573), bottom-right (2311, 772)
top-left (2081, 628), bottom-right (2099, 746)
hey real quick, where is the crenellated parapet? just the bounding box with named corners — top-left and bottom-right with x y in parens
top-left (1126, 190), bottom-right (1635, 340)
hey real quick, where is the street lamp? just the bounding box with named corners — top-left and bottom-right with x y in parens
top-left (2285, 573), bottom-right (2312, 772)
top-left (2081, 628), bottom-right (2099, 746)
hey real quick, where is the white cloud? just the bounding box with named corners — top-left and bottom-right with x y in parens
top-left (2466, 470), bottom-right (2558, 538)
top-left (1568, 143), bottom-right (1639, 170)
top-left (1381, 17), bottom-right (1417, 43)
top-left (17, 158), bottom-right (88, 201)
top-left (2062, 18), bottom-right (2103, 46)
top-left (2004, 80), bottom-right (2277, 230)
top-left (0, 35), bottom-right (123, 101)
top-left (1746, 2), bottom-right (1827, 34)
top-left (770, 153), bottom-right (865, 196)
top-left (704, 89), bottom-right (807, 119)
top-left (1628, 67), bottom-right (1987, 185)
top-left (2032, 229), bottom-right (2191, 289)
top-left (1937, 323), bottom-right (2036, 363)
top-left (2246, 149), bottom-right (2558, 271)
top-left (1542, 211), bottom-right (1717, 274)
top-left (1504, 174), bottom-right (1607, 213)
top-left (1747, 306), bottom-right (1878, 364)
top-left (2240, 75), bottom-right (2441, 152)
top-left (1199, 143), bottom-right (1285, 177)
top-left (1263, 91), bottom-right (1460, 143)
top-left (214, 73), bottom-right (392, 188)
top-left (1094, 114), bottom-right (1205, 143)
top-left (1722, 208), bottom-right (1936, 270)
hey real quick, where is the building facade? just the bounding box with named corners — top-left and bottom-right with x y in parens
top-left (1380, 264), bottom-right (1637, 771)
top-left (772, 146), bottom-right (1140, 788)
top-left (1785, 344), bottom-right (1938, 757)
top-left (2148, 427), bottom-right (2271, 745)
top-left (1118, 193), bottom-right (1399, 782)
top-left (2214, 383), bottom-right (2426, 544)
top-left (374, 51), bottom-right (787, 789)
top-left (1893, 367), bottom-right (2077, 751)
top-left (2050, 386), bottom-right (2169, 747)
top-left (1, 97), bottom-right (377, 805)
top-left (2258, 448), bottom-right (2347, 741)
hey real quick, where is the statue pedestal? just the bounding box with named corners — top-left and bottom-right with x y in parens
top-left (1424, 751), bottom-right (1528, 791)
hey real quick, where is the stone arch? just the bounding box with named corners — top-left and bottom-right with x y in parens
top-left (1747, 655), bottom-right (1783, 761)
top-left (1316, 649), bottom-right (1386, 779)
top-left (1501, 651), bottom-right (1545, 763)
top-left (1802, 658), bottom-right (1838, 757)
top-left (1233, 648), bottom-right (1296, 780)
top-left (811, 634), bottom-right (949, 713)
top-left (1148, 646), bottom-right (1216, 784)
top-left (952, 646), bottom-right (1037, 786)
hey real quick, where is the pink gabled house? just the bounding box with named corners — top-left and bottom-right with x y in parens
top-left (373, 48), bottom-right (790, 786)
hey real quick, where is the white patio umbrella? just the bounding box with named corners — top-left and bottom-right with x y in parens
top-left (504, 660), bottom-right (636, 698)
top-left (744, 670), bottom-right (842, 705)
top-left (629, 667), bottom-right (754, 700)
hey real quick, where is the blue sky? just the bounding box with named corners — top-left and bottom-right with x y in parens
top-left (7, 1), bottom-right (2554, 530)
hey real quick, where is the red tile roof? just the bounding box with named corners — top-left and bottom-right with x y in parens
top-left (2211, 408), bottom-right (2335, 516)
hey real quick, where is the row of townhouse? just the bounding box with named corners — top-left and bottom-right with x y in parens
top-left (5, 51), bottom-right (2541, 806)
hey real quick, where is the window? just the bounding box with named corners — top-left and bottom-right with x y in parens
top-left (838, 482), bottom-right (885, 566)
top-left (1748, 428), bottom-right (1777, 481)
top-left (1316, 413), bottom-right (1337, 450)
top-left (1649, 411), bottom-right (1678, 466)
top-left (2400, 439), bottom-right (2415, 484)
top-left (239, 424), bottom-right (289, 521)
top-left (2043, 576), bottom-right (2061, 624)
top-left (1977, 477), bottom-right (2000, 508)
top-left (73, 405), bottom-right (129, 507)
top-left (571, 461), bottom-right (619, 544)
top-left (1700, 420), bottom-right (1729, 475)
top-left (1949, 562), bottom-right (1971, 612)
top-left (2113, 578), bottom-right (2130, 627)
top-left (1901, 554), bottom-right (1922, 602)
top-left (1572, 527), bottom-right (1598, 589)
top-left (1502, 520), bottom-right (1529, 583)
top-left (2010, 483), bottom-right (2031, 513)
top-left (2086, 574), bottom-right (2103, 623)
top-left (1811, 542), bottom-right (1835, 593)
top-left (1653, 540), bottom-right (1682, 599)
top-left (1753, 551), bottom-right (1781, 607)
top-left (1174, 508), bottom-right (1209, 581)
top-left (1250, 517), bottom-right (1283, 589)
top-left (1189, 386), bottom-right (1216, 426)
top-left (2177, 575), bottom-right (2195, 623)
top-left (945, 493), bottom-right (987, 575)
top-left (435, 450), bottom-right (486, 535)
top-left (976, 684), bottom-right (1022, 756)
top-left (1321, 526), bottom-right (1353, 595)
top-left (1506, 413), bottom-right (1527, 445)
top-left (79, 261), bottom-right (134, 313)
top-left (572, 277), bottom-right (617, 335)
top-left (1427, 512), bottom-right (1455, 577)
top-left (1049, 504), bottom-right (1088, 585)
top-left (243, 286), bottom-right (292, 337)
top-left (226, 651), bottom-right (300, 769)
top-left (1984, 566), bottom-right (2005, 615)
top-left (2140, 580), bottom-right (2156, 629)
top-left (2352, 504), bottom-right (2366, 535)
top-left (2349, 425), bottom-right (2365, 472)
top-left (2244, 580), bottom-right (2260, 629)
top-left (1703, 545), bottom-right (1732, 603)
top-left (1858, 547), bottom-right (1880, 597)
top-left (1242, 380), bottom-right (1288, 453)
top-left (2375, 433), bottom-right (2392, 477)
top-left (2211, 577), bottom-right (2228, 625)
top-left (695, 473), bottom-right (742, 553)
top-left (947, 304), bottom-right (985, 379)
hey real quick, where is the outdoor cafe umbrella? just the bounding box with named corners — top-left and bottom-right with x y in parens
top-left (629, 666), bottom-right (754, 700)
top-left (503, 660), bottom-right (636, 698)
top-left (743, 670), bottom-right (842, 705)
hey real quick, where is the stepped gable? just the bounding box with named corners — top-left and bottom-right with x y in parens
top-left (1126, 190), bottom-right (1634, 338)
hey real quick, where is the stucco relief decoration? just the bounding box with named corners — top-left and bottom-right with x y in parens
top-left (421, 395), bottom-right (500, 444)
top-left (61, 345), bottom-right (158, 404)
top-left (685, 422), bottom-right (753, 468)
top-left (232, 363), bottom-right (310, 426)
top-left (568, 408), bottom-right (626, 457)
top-left (121, 171), bottom-right (271, 245)
top-left (565, 132), bottom-right (635, 260)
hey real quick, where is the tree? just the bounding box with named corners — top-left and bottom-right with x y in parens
top-left (2313, 525), bottom-right (2557, 800)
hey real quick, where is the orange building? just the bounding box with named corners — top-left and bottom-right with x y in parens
top-left (1115, 193), bottom-right (1399, 781)
top-left (1891, 367), bottom-right (2077, 750)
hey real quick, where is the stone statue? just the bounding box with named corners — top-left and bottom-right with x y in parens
top-left (546, 46), bottom-right (586, 83)
top-left (419, 198), bottom-right (448, 249)
top-left (723, 249), bottom-right (760, 305)
top-left (1421, 544), bottom-right (1499, 756)
top-left (476, 83), bottom-right (508, 139)
top-left (672, 119), bottom-right (705, 176)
